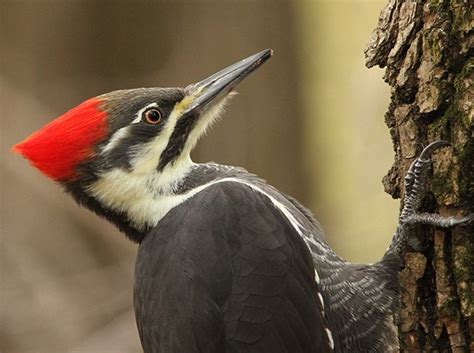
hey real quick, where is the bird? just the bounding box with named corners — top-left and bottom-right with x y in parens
top-left (14, 49), bottom-right (472, 353)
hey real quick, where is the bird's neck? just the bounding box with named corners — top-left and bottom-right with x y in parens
top-left (67, 159), bottom-right (241, 242)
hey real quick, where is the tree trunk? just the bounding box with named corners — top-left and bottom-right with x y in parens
top-left (365, 1), bottom-right (473, 352)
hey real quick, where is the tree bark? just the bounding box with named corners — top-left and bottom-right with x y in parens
top-left (365, 1), bottom-right (473, 352)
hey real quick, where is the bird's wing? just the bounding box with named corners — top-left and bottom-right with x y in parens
top-left (135, 181), bottom-right (333, 353)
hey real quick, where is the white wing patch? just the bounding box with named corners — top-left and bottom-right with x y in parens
top-left (326, 328), bottom-right (335, 349)
top-left (318, 292), bottom-right (325, 310)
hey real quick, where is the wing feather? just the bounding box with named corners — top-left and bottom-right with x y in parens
top-left (135, 181), bottom-right (333, 353)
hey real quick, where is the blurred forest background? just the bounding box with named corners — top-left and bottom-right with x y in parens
top-left (1, 1), bottom-right (398, 352)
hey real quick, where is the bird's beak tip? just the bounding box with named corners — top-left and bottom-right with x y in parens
top-left (183, 49), bottom-right (273, 115)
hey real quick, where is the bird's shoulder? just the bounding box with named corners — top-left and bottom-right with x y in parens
top-left (140, 178), bottom-right (334, 353)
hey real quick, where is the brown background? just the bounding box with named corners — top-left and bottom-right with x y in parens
top-left (1, 1), bottom-right (394, 352)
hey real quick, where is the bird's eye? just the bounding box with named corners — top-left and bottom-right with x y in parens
top-left (143, 108), bottom-right (162, 124)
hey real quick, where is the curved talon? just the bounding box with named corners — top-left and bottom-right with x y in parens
top-left (453, 214), bottom-right (474, 226)
top-left (418, 140), bottom-right (450, 161)
top-left (401, 141), bottom-right (447, 204)
top-left (403, 213), bottom-right (473, 228)
top-left (388, 140), bottom-right (467, 257)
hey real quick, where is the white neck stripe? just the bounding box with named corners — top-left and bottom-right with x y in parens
top-left (145, 177), bottom-right (308, 242)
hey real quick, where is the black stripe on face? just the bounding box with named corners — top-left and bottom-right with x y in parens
top-left (97, 88), bottom-right (185, 172)
top-left (105, 122), bottom-right (166, 170)
top-left (157, 111), bottom-right (199, 171)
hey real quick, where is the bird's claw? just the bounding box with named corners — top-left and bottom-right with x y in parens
top-left (404, 212), bottom-right (474, 228)
top-left (400, 140), bottom-right (472, 229)
top-left (387, 141), bottom-right (471, 256)
top-left (399, 141), bottom-right (448, 222)
top-left (418, 140), bottom-right (450, 161)
top-left (402, 141), bottom-right (449, 204)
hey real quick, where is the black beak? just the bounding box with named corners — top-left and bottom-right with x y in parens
top-left (183, 49), bottom-right (273, 115)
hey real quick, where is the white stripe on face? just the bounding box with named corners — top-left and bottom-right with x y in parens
top-left (132, 102), bottom-right (159, 124)
top-left (102, 126), bottom-right (130, 153)
top-left (89, 95), bottom-right (234, 230)
top-left (101, 102), bottom-right (160, 155)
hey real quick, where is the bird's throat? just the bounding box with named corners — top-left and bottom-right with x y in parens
top-left (83, 156), bottom-right (195, 235)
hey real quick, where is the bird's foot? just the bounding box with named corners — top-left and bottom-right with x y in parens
top-left (403, 212), bottom-right (474, 227)
top-left (399, 140), bottom-right (473, 227)
top-left (386, 141), bottom-right (473, 255)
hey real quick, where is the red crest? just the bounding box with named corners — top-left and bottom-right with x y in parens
top-left (13, 98), bottom-right (108, 181)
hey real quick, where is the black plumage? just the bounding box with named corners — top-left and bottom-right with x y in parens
top-left (134, 179), bottom-right (333, 353)
top-left (17, 50), bottom-right (416, 353)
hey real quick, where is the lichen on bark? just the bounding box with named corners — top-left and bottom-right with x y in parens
top-left (365, 0), bottom-right (473, 351)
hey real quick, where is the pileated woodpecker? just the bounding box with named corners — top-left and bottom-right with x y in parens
top-left (14, 50), bottom-right (472, 353)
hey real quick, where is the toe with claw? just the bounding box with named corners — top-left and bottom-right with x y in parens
top-left (385, 141), bottom-right (473, 257)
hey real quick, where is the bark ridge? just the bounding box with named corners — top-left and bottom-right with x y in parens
top-left (365, 1), bottom-right (473, 351)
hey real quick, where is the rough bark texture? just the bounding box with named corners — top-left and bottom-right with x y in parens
top-left (365, 1), bottom-right (473, 352)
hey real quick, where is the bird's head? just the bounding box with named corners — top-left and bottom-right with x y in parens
top-left (14, 49), bottom-right (272, 240)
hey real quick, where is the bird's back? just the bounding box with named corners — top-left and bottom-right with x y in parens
top-left (134, 164), bottom-right (400, 352)
top-left (281, 193), bottom-right (400, 352)
top-left (134, 175), bottom-right (334, 353)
